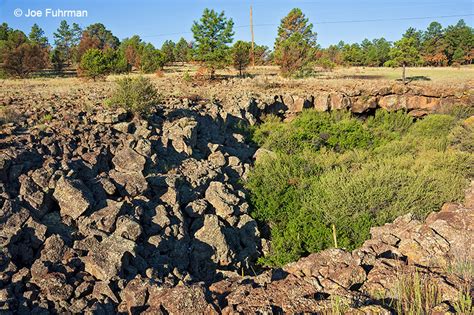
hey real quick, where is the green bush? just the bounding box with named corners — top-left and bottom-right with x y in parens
top-left (448, 117), bottom-right (474, 152)
top-left (106, 76), bottom-right (160, 115)
top-left (79, 48), bottom-right (109, 79)
top-left (255, 110), bottom-right (374, 154)
top-left (247, 109), bottom-right (472, 267)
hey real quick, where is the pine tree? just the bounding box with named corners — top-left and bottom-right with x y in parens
top-left (274, 8), bottom-right (317, 76)
top-left (231, 41), bottom-right (251, 76)
top-left (53, 20), bottom-right (82, 66)
top-left (161, 40), bottom-right (176, 65)
top-left (29, 23), bottom-right (49, 48)
top-left (388, 37), bottom-right (422, 84)
top-left (275, 8), bottom-right (317, 47)
top-left (175, 37), bottom-right (190, 64)
top-left (191, 8), bottom-right (234, 78)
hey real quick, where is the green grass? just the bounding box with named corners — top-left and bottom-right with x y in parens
top-left (246, 109), bottom-right (473, 266)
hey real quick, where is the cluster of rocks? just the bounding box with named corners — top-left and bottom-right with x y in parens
top-left (0, 96), bottom-right (265, 313)
top-left (108, 181), bottom-right (474, 314)
top-left (1, 87), bottom-right (472, 313)
top-left (226, 84), bottom-right (472, 121)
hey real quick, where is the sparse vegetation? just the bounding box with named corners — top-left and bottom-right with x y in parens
top-left (391, 271), bottom-right (442, 314)
top-left (247, 110), bottom-right (473, 266)
top-left (106, 76), bottom-right (160, 115)
top-left (0, 105), bottom-right (21, 125)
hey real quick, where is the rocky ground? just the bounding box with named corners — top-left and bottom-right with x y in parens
top-left (0, 81), bottom-right (473, 314)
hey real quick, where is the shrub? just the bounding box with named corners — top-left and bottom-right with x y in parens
top-left (0, 106), bottom-right (21, 125)
top-left (247, 109), bottom-right (472, 266)
top-left (182, 71), bottom-right (192, 83)
top-left (391, 271), bottom-right (441, 315)
top-left (140, 45), bottom-right (165, 73)
top-left (449, 116), bottom-right (474, 152)
top-left (254, 110), bottom-right (374, 154)
top-left (106, 76), bottom-right (160, 116)
top-left (231, 40), bottom-right (251, 76)
top-left (315, 57), bottom-right (336, 71)
top-left (79, 48), bottom-right (109, 79)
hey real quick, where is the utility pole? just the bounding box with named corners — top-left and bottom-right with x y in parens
top-left (250, 5), bottom-right (255, 67)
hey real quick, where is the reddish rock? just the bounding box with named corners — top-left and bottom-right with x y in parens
top-left (147, 285), bottom-right (217, 314)
top-left (53, 176), bottom-right (94, 219)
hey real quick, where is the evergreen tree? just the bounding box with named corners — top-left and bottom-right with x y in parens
top-left (0, 23), bottom-right (11, 41)
top-left (422, 22), bottom-right (447, 66)
top-left (120, 35), bottom-right (144, 69)
top-left (274, 8), bottom-right (317, 76)
top-left (444, 19), bottom-right (474, 65)
top-left (275, 8), bottom-right (317, 47)
top-left (29, 23), bottom-right (49, 48)
top-left (84, 23), bottom-right (119, 49)
top-left (191, 8), bottom-right (234, 78)
top-left (161, 40), bottom-right (176, 65)
top-left (231, 40), bottom-right (251, 76)
top-left (388, 37), bottom-right (422, 84)
top-left (53, 20), bottom-right (82, 66)
top-left (175, 37), bottom-right (190, 64)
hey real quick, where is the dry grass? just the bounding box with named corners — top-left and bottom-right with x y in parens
top-left (0, 105), bottom-right (21, 125)
top-left (391, 271), bottom-right (442, 314)
top-left (1, 65), bottom-right (472, 114)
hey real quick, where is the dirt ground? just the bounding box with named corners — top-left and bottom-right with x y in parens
top-left (1, 65), bottom-right (472, 114)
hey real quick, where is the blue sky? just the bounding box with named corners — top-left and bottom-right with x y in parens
top-left (1, 0), bottom-right (473, 48)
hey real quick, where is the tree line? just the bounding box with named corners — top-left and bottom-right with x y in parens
top-left (0, 8), bottom-right (472, 79)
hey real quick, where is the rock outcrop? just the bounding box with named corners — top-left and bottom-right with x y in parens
top-left (0, 84), bottom-right (472, 313)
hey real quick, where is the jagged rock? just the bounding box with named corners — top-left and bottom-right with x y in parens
top-left (205, 181), bottom-right (240, 219)
top-left (208, 150), bottom-right (226, 167)
top-left (82, 234), bottom-right (136, 281)
top-left (53, 176), bottom-right (94, 219)
top-left (0, 201), bottom-right (30, 246)
top-left (398, 201), bottom-right (474, 268)
top-left (284, 248), bottom-right (366, 292)
top-left (351, 95), bottom-right (378, 113)
top-left (151, 204), bottom-right (171, 230)
top-left (118, 276), bottom-right (150, 314)
top-left (19, 174), bottom-right (51, 218)
top-left (92, 281), bottom-right (119, 303)
top-left (361, 258), bottom-right (404, 297)
top-left (109, 170), bottom-right (148, 197)
top-left (95, 109), bottom-right (127, 124)
top-left (314, 92), bottom-right (330, 111)
top-left (184, 199), bottom-right (208, 218)
top-left (115, 215), bottom-right (142, 241)
top-left (147, 284), bottom-right (216, 314)
top-left (179, 159), bottom-right (219, 190)
top-left (39, 234), bottom-right (67, 264)
top-left (378, 95), bottom-right (405, 111)
top-left (162, 117), bottom-right (198, 155)
top-left (223, 275), bottom-right (326, 314)
top-left (192, 215), bottom-right (235, 275)
top-left (330, 93), bottom-right (351, 110)
top-left (86, 199), bottom-right (124, 233)
top-left (112, 146), bottom-right (146, 173)
top-left (34, 272), bottom-right (73, 302)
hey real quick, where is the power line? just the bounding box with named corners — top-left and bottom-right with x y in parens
top-left (141, 13), bottom-right (473, 39)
